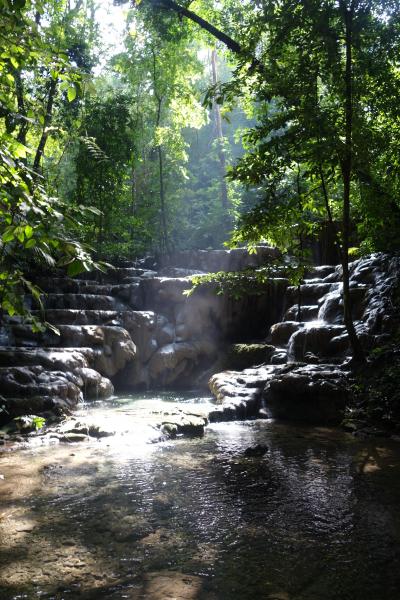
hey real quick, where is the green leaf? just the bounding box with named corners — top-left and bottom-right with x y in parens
top-left (2, 300), bottom-right (16, 317)
top-left (2, 228), bottom-right (15, 243)
top-left (67, 260), bottom-right (86, 277)
top-left (67, 85), bottom-right (77, 102)
top-left (24, 224), bottom-right (33, 239)
top-left (14, 415), bottom-right (45, 431)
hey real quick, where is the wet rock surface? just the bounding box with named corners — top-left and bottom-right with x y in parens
top-left (207, 254), bottom-right (400, 427)
top-left (264, 364), bottom-right (350, 424)
top-left (1, 250), bottom-right (399, 431)
top-left (0, 246), bottom-right (282, 425)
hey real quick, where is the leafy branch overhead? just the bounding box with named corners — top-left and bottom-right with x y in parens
top-left (0, 0), bottom-right (106, 327)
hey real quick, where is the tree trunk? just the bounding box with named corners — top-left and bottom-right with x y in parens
top-left (151, 46), bottom-right (170, 255)
top-left (130, 164), bottom-right (137, 241)
top-left (158, 144), bottom-right (168, 254)
top-left (33, 77), bottom-right (58, 176)
top-left (155, 88), bottom-right (169, 255)
top-left (340, 0), bottom-right (365, 364)
top-left (319, 164), bottom-right (343, 263)
top-left (13, 69), bottom-right (28, 146)
top-left (296, 167), bottom-right (304, 322)
top-left (156, 0), bottom-right (241, 55)
top-left (211, 49), bottom-right (229, 211)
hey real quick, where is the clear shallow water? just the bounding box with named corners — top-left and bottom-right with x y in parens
top-left (1, 392), bottom-right (400, 600)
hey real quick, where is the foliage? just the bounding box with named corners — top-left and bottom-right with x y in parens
top-left (0, 0), bottom-right (104, 327)
top-left (189, 0), bottom-right (400, 361)
top-left (2, 0), bottom-right (400, 347)
top-left (347, 346), bottom-right (400, 432)
top-left (70, 90), bottom-right (135, 257)
top-left (184, 257), bottom-right (304, 300)
top-left (14, 414), bottom-right (46, 432)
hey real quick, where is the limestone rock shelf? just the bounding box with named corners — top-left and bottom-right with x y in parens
top-left (1, 250), bottom-right (398, 432)
top-left (0, 246), bottom-right (282, 425)
top-left (208, 253), bottom-right (400, 425)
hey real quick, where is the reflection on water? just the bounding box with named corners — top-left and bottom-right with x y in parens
top-left (1, 392), bottom-right (400, 600)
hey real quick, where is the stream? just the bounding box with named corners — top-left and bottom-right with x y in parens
top-left (1, 392), bottom-right (400, 600)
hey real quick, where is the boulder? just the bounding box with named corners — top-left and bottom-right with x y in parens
top-left (57, 418), bottom-right (115, 439)
top-left (208, 365), bottom-right (281, 420)
top-left (0, 366), bottom-right (82, 422)
top-left (284, 304), bottom-right (319, 321)
top-left (43, 293), bottom-right (122, 311)
top-left (122, 311), bottom-right (159, 362)
top-left (75, 367), bottom-right (114, 399)
top-left (157, 322), bottom-right (176, 346)
top-left (0, 347), bottom-right (90, 371)
top-left (90, 327), bottom-right (136, 378)
top-left (160, 412), bottom-right (207, 437)
top-left (270, 321), bottom-right (302, 346)
top-left (222, 343), bottom-right (275, 370)
top-left (287, 324), bottom-right (347, 361)
top-left (148, 341), bottom-right (215, 386)
top-left (263, 364), bottom-right (350, 424)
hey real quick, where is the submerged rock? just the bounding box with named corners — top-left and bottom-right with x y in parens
top-left (57, 418), bottom-right (115, 440)
top-left (60, 433), bottom-right (90, 443)
top-left (160, 412), bottom-right (207, 438)
top-left (208, 365), bottom-right (281, 421)
top-left (244, 444), bottom-right (269, 457)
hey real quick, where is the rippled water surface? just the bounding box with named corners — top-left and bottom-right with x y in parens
top-left (1, 392), bottom-right (400, 600)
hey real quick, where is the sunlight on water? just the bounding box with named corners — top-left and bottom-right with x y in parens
top-left (304, 319), bottom-right (326, 329)
top-left (1, 394), bottom-right (400, 600)
top-left (73, 391), bottom-right (217, 452)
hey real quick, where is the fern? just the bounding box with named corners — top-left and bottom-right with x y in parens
top-left (79, 135), bottom-right (109, 164)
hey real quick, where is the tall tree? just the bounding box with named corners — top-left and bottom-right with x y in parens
top-left (210, 49), bottom-right (229, 212)
top-left (173, 0), bottom-right (400, 362)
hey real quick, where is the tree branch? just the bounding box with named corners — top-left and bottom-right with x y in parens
top-left (139, 0), bottom-right (266, 75)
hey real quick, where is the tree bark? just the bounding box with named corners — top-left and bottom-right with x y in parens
top-left (13, 69), bottom-right (29, 146)
top-left (211, 49), bottom-right (229, 211)
top-left (33, 77), bottom-right (58, 176)
top-left (130, 164), bottom-right (137, 241)
top-left (296, 167), bottom-right (304, 322)
top-left (319, 164), bottom-right (343, 264)
top-left (154, 0), bottom-right (242, 53)
top-left (152, 48), bottom-right (169, 254)
top-left (158, 143), bottom-right (168, 254)
top-left (340, 0), bottom-right (365, 364)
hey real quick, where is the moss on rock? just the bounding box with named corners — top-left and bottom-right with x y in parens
top-left (223, 344), bottom-right (274, 371)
